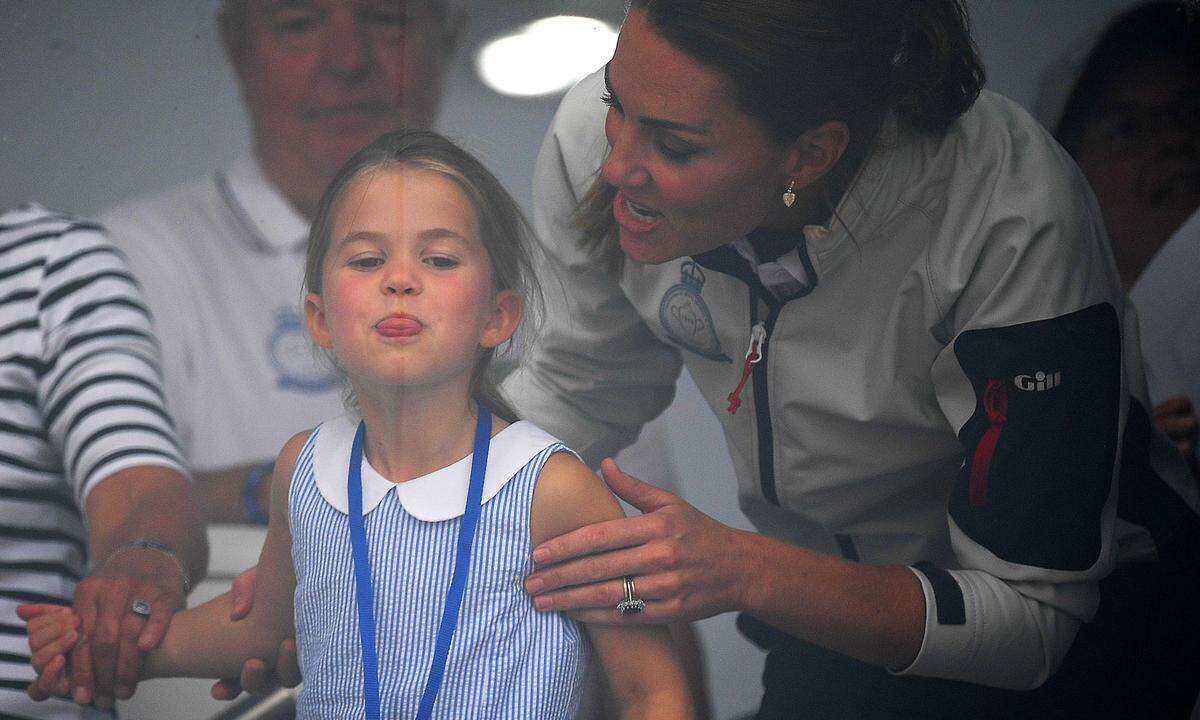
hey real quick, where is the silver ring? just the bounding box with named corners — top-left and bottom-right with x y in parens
top-left (129, 599), bottom-right (151, 618)
top-left (616, 575), bottom-right (645, 615)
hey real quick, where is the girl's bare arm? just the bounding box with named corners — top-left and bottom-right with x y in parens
top-left (143, 431), bottom-right (308, 679)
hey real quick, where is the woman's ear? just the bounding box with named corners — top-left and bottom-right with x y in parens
top-left (782, 120), bottom-right (850, 191)
top-left (305, 293), bottom-right (333, 349)
top-left (480, 289), bottom-right (524, 350)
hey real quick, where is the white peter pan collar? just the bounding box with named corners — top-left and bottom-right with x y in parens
top-left (311, 414), bottom-right (563, 521)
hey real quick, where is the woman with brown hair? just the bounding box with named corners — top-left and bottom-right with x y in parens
top-left (509, 1), bottom-right (1198, 716)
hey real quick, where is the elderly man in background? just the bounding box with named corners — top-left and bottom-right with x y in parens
top-left (99, 0), bottom-right (457, 527)
top-left (1, 204), bottom-right (208, 718)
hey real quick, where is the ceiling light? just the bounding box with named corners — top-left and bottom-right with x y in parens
top-left (476, 16), bottom-right (618, 97)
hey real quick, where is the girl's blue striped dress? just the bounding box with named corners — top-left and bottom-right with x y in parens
top-left (289, 415), bottom-right (589, 719)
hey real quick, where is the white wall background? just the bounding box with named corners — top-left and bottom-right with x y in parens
top-left (0, 1), bottom-right (1140, 217)
top-left (0, 1), bottom-right (1142, 718)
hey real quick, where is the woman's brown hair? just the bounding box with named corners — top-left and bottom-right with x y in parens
top-left (577, 0), bottom-right (986, 269)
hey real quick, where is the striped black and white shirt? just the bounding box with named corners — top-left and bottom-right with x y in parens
top-left (0, 204), bottom-right (185, 719)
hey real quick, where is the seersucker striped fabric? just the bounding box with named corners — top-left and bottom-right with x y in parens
top-left (290, 419), bottom-right (589, 719)
top-left (0, 203), bottom-right (184, 719)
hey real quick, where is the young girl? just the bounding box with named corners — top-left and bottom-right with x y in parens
top-left (24, 130), bottom-right (694, 719)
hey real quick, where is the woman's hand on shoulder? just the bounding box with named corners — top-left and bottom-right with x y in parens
top-left (531, 455), bottom-right (698, 718)
top-left (526, 458), bottom-right (756, 627)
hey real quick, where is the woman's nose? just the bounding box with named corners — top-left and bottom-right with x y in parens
top-left (601, 115), bottom-right (650, 189)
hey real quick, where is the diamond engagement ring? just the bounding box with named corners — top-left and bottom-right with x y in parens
top-left (129, 599), bottom-right (152, 618)
top-left (616, 575), bottom-right (646, 615)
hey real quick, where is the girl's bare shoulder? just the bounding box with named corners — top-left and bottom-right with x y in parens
top-left (276, 430), bottom-right (313, 481)
top-left (529, 452), bottom-right (624, 547)
top-left (268, 429), bottom-right (315, 516)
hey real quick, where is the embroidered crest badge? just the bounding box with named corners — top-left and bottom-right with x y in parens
top-left (659, 261), bottom-right (731, 362)
top-left (267, 307), bottom-right (338, 393)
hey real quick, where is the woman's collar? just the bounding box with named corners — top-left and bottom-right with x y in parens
top-left (806, 112), bottom-right (911, 273)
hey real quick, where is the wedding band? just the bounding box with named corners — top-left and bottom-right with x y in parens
top-left (616, 575), bottom-right (645, 615)
top-left (129, 599), bottom-right (151, 618)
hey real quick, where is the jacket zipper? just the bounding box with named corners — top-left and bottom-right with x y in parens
top-left (727, 322), bottom-right (767, 414)
top-left (692, 243), bottom-right (814, 509)
top-left (748, 291), bottom-right (784, 505)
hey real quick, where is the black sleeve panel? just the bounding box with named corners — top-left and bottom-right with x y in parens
top-left (912, 562), bottom-right (966, 625)
top-left (949, 302), bottom-right (1120, 571)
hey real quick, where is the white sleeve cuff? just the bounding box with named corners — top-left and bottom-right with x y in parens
top-left (893, 565), bottom-right (1078, 691)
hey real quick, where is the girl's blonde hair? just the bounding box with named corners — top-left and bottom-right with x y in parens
top-left (304, 129), bottom-right (543, 423)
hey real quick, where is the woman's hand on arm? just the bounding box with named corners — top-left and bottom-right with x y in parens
top-left (526, 459), bottom-right (927, 671)
top-left (529, 455), bottom-right (695, 719)
top-left (525, 459), bottom-right (759, 625)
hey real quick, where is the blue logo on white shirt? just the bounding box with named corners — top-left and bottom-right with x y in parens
top-left (659, 261), bottom-right (731, 362)
top-left (267, 307), bottom-right (337, 393)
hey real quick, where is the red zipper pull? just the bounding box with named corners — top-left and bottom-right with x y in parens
top-left (728, 323), bottom-right (767, 414)
top-left (967, 379), bottom-right (1008, 506)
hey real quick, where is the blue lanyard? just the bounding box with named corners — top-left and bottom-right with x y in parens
top-left (347, 407), bottom-right (492, 720)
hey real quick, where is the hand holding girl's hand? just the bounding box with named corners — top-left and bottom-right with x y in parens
top-left (17, 604), bottom-right (80, 701)
top-left (68, 551), bottom-right (187, 708)
top-left (524, 459), bottom-right (755, 625)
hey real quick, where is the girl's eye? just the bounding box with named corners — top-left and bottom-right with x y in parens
top-left (349, 256), bottom-right (384, 270)
top-left (424, 256), bottom-right (459, 269)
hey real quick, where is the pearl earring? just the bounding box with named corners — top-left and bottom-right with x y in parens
top-left (782, 179), bottom-right (796, 208)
